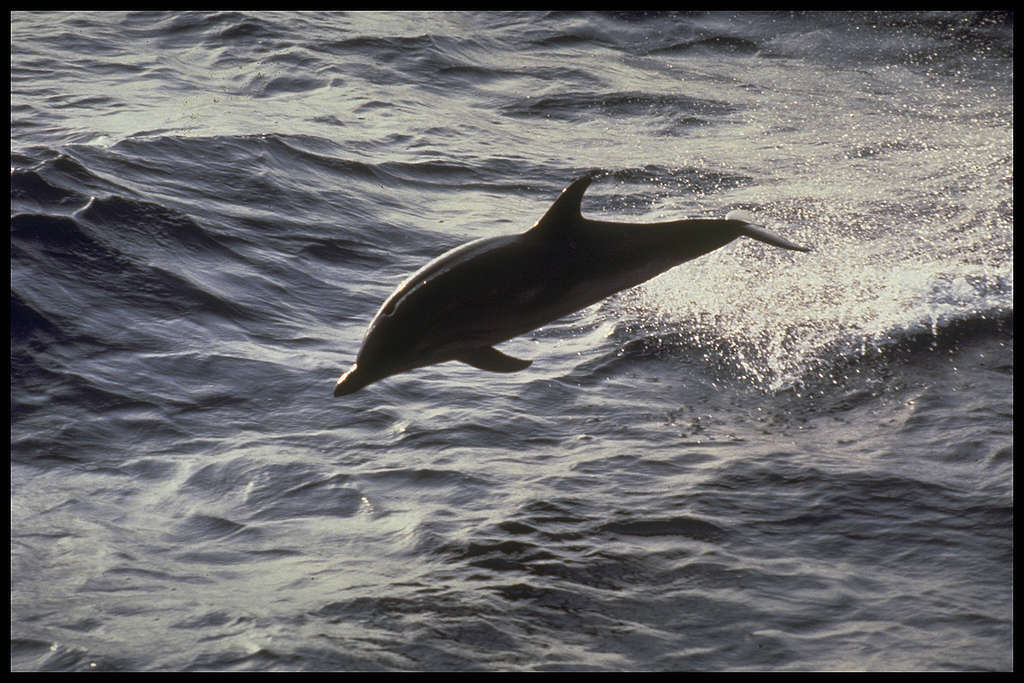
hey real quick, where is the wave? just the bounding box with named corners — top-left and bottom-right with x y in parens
top-left (74, 194), bottom-right (235, 256)
top-left (10, 168), bottom-right (88, 213)
top-left (11, 154), bottom-right (121, 206)
top-left (595, 307), bottom-right (1013, 400)
top-left (501, 90), bottom-right (736, 125)
top-left (10, 205), bottom-right (262, 354)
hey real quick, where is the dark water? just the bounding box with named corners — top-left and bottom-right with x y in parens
top-left (11, 11), bottom-right (1013, 671)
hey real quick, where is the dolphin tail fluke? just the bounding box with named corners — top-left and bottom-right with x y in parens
top-left (726, 210), bottom-right (810, 252)
top-left (457, 346), bottom-right (532, 373)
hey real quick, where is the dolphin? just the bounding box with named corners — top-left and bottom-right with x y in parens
top-left (333, 175), bottom-right (808, 396)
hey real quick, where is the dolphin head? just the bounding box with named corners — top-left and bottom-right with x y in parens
top-left (334, 338), bottom-right (402, 397)
top-left (333, 316), bottom-right (432, 396)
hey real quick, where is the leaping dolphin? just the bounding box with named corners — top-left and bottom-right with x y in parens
top-left (334, 175), bottom-right (809, 396)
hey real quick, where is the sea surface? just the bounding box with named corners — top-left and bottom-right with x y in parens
top-left (10, 11), bottom-right (1013, 671)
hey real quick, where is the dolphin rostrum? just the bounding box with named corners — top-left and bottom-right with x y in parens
top-left (334, 175), bottom-right (809, 396)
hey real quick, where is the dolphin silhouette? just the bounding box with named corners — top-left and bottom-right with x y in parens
top-left (334, 175), bottom-right (808, 396)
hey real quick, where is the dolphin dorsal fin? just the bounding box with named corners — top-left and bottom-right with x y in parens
top-left (528, 175), bottom-right (594, 236)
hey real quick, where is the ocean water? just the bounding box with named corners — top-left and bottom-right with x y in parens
top-left (10, 11), bottom-right (1013, 671)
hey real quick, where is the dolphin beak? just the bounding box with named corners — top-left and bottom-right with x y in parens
top-left (333, 364), bottom-right (368, 397)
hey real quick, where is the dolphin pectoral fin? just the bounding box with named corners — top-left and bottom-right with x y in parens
top-left (457, 347), bottom-right (533, 373)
